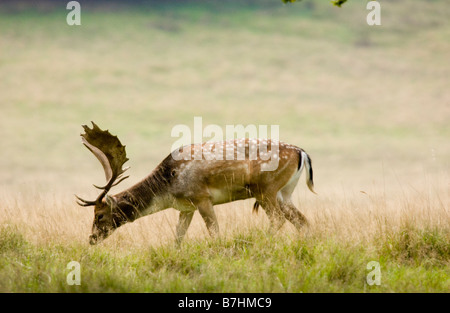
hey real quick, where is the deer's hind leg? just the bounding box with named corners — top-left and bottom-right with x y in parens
top-left (276, 175), bottom-right (308, 231)
top-left (255, 192), bottom-right (285, 231)
top-left (277, 199), bottom-right (308, 231)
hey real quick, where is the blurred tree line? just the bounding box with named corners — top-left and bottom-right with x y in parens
top-left (0, 0), bottom-right (346, 11)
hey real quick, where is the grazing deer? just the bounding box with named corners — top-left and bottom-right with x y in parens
top-left (76, 122), bottom-right (315, 246)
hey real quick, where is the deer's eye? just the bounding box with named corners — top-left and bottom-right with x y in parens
top-left (97, 214), bottom-right (104, 221)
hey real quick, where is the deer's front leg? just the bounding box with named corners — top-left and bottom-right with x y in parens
top-left (196, 199), bottom-right (219, 238)
top-left (176, 211), bottom-right (194, 247)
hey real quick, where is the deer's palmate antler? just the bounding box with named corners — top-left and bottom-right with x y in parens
top-left (75, 122), bottom-right (129, 207)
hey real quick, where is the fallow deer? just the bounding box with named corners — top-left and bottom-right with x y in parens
top-left (76, 122), bottom-right (315, 245)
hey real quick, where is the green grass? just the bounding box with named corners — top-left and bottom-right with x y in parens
top-left (0, 225), bottom-right (448, 292)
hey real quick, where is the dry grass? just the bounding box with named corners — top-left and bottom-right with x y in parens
top-left (1, 177), bottom-right (448, 247)
top-left (0, 179), bottom-right (448, 292)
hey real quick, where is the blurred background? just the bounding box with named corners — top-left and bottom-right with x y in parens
top-left (0, 0), bottom-right (448, 199)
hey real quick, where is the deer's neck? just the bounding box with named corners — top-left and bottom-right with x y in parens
top-left (114, 160), bottom-right (172, 220)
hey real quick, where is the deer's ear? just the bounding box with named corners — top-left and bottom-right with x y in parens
top-left (105, 195), bottom-right (118, 208)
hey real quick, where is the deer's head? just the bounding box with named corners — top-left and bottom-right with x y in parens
top-left (75, 122), bottom-right (130, 245)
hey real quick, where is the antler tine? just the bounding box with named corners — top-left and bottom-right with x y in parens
top-left (75, 194), bottom-right (97, 207)
top-left (92, 167), bottom-right (130, 190)
top-left (91, 172), bottom-right (129, 203)
top-left (93, 175), bottom-right (130, 190)
top-left (76, 200), bottom-right (92, 207)
top-left (112, 175), bottom-right (129, 187)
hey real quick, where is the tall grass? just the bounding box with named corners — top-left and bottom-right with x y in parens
top-left (0, 181), bottom-right (448, 292)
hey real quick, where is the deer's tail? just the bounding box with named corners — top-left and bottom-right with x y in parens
top-left (300, 150), bottom-right (316, 194)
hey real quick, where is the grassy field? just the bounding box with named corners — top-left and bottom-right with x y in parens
top-left (0, 0), bottom-right (449, 292)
